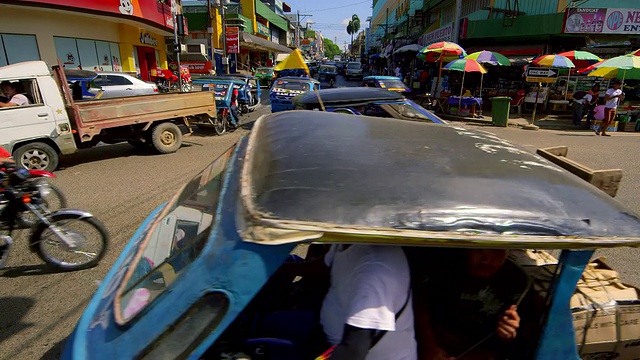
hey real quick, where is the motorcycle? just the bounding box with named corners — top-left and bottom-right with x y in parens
top-left (151, 66), bottom-right (192, 93)
top-left (0, 164), bottom-right (108, 270)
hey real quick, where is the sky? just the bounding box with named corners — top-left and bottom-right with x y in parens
top-left (285, 0), bottom-right (373, 50)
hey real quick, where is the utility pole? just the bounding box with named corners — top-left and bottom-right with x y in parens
top-left (221, 1), bottom-right (227, 74)
top-left (172, 3), bottom-right (182, 91)
top-left (452, 0), bottom-right (463, 42)
top-left (295, 11), bottom-right (312, 49)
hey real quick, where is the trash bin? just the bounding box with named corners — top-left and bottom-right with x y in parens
top-left (490, 96), bottom-right (512, 127)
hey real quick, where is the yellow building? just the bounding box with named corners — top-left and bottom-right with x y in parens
top-left (0, 0), bottom-right (177, 81)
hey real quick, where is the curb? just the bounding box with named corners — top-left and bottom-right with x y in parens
top-left (439, 114), bottom-right (582, 131)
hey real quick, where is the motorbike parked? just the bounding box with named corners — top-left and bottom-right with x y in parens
top-left (151, 66), bottom-right (192, 93)
top-left (0, 163), bottom-right (108, 270)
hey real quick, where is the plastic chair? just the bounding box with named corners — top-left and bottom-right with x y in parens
top-left (511, 96), bottom-right (524, 116)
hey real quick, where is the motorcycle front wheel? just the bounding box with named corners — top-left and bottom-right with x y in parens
top-left (17, 182), bottom-right (68, 228)
top-left (32, 212), bottom-right (108, 271)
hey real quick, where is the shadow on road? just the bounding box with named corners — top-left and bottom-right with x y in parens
top-left (58, 142), bottom-right (195, 170)
top-left (0, 264), bottom-right (65, 278)
top-left (40, 337), bottom-right (67, 360)
top-left (0, 296), bottom-right (35, 344)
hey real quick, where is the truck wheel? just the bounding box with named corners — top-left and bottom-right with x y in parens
top-left (14, 143), bottom-right (59, 172)
top-left (151, 122), bottom-right (182, 154)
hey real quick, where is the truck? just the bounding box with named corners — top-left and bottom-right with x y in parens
top-left (0, 61), bottom-right (218, 171)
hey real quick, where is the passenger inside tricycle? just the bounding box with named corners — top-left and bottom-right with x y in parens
top-left (203, 243), bottom-right (551, 360)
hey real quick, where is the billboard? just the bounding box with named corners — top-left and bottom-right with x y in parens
top-left (564, 8), bottom-right (640, 34)
top-left (18, 0), bottom-right (176, 30)
top-left (225, 27), bottom-right (239, 54)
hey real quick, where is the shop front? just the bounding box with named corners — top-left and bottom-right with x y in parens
top-left (118, 24), bottom-right (168, 81)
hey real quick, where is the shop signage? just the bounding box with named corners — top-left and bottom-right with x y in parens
top-left (564, 8), bottom-right (640, 34)
top-left (226, 27), bottom-right (240, 54)
top-left (175, 61), bottom-right (213, 74)
top-left (24, 0), bottom-right (175, 30)
top-left (257, 22), bottom-right (270, 38)
top-left (270, 28), bottom-right (280, 44)
top-left (417, 23), bottom-right (453, 46)
top-left (525, 67), bottom-right (559, 83)
top-left (140, 33), bottom-right (158, 47)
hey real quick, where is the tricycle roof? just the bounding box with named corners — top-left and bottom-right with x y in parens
top-left (275, 76), bottom-right (320, 84)
top-left (64, 69), bottom-right (98, 81)
top-left (240, 111), bottom-right (640, 248)
top-left (192, 77), bottom-right (245, 86)
top-left (293, 87), bottom-right (404, 107)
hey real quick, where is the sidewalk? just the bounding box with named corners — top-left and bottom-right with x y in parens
top-left (437, 109), bottom-right (585, 131)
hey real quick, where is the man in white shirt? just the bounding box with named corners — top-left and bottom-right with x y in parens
top-left (0, 81), bottom-right (30, 108)
top-left (320, 244), bottom-right (417, 360)
top-left (572, 91), bottom-right (592, 126)
top-left (596, 79), bottom-right (624, 136)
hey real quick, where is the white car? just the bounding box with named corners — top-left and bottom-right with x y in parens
top-left (345, 62), bottom-right (363, 80)
top-left (91, 72), bottom-right (158, 99)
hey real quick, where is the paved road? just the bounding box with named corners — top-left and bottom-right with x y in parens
top-left (1, 75), bottom-right (639, 359)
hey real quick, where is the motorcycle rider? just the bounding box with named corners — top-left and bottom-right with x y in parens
top-left (230, 86), bottom-right (240, 128)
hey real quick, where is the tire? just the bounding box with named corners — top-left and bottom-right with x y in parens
top-left (13, 142), bottom-right (59, 172)
top-left (182, 83), bottom-right (192, 92)
top-left (151, 122), bottom-right (182, 154)
top-left (214, 114), bottom-right (228, 135)
top-left (33, 212), bottom-right (108, 270)
top-left (17, 182), bottom-right (68, 228)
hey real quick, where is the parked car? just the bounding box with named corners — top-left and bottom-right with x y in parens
top-left (293, 87), bottom-right (444, 124)
top-left (91, 72), bottom-right (158, 99)
top-left (363, 75), bottom-right (411, 95)
top-left (345, 61), bottom-right (363, 80)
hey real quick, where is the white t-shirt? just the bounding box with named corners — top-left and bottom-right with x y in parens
top-left (8, 94), bottom-right (29, 106)
top-left (576, 93), bottom-right (592, 105)
top-left (605, 88), bottom-right (622, 109)
top-left (320, 245), bottom-right (417, 360)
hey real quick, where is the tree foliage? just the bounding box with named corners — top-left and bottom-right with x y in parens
top-left (324, 38), bottom-right (341, 59)
top-left (346, 14), bottom-right (361, 55)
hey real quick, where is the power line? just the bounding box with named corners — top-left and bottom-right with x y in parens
top-left (302, 0), bottom-right (370, 13)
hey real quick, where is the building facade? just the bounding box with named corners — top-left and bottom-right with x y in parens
top-left (0, 0), bottom-right (182, 80)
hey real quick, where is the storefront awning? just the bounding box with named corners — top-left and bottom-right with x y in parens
top-left (465, 44), bottom-right (545, 56)
top-left (241, 32), bottom-right (292, 54)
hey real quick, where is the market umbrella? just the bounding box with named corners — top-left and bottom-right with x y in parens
top-left (590, 54), bottom-right (640, 84)
top-left (417, 42), bottom-right (467, 97)
top-left (443, 59), bottom-right (487, 114)
top-left (557, 50), bottom-right (602, 71)
top-left (465, 51), bottom-right (511, 106)
top-left (465, 51), bottom-right (511, 66)
top-left (629, 49), bottom-right (640, 56)
top-left (394, 44), bottom-right (424, 54)
top-left (532, 55), bottom-right (575, 100)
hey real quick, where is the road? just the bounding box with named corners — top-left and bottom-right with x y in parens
top-left (1, 74), bottom-right (639, 359)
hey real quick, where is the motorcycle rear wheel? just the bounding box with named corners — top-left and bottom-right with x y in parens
top-left (214, 114), bottom-right (228, 135)
top-left (17, 183), bottom-right (68, 228)
top-left (33, 212), bottom-right (108, 271)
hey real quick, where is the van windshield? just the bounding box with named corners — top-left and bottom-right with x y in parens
top-left (347, 63), bottom-right (361, 69)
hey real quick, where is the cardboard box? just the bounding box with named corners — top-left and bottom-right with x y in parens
top-left (618, 121), bottom-right (637, 132)
top-left (509, 252), bottom-right (640, 360)
top-left (591, 121), bottom-right (619, 132)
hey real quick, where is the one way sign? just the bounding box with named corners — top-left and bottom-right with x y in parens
top-left (525, 67), bottom-right (559, 83)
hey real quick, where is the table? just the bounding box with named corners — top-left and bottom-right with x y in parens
top-left (447, 96), bottom-right (483, 107)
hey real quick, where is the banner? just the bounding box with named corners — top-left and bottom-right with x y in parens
top-left (418, 23), bottom-right (453, 46)
top-left (564, 8), bottom-right (640, 34)
top-left (226, 27), bottom-right (240, 54)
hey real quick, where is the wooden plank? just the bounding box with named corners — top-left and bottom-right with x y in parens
top-left (536, 146), bottom-right (622, 197)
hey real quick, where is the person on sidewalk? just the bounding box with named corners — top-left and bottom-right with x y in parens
top-left (596, 79), bottom-right (624, 136)
top-left (572, 91), bottom-right (587, 126)
top-left (584, 84), bottom-right (600, 129)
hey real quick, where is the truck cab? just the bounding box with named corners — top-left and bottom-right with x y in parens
top-left (0, 61), bottom-right (77, 171)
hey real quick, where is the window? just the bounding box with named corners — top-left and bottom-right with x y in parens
top-left (0, 34), bottom-right (40, 65)
top-left (54, 37), bottom-right (120, 71)
top-left (116, 145), bottom-right (237, 324)
top-left (1, 78), bottom-right (43, 108)
top-left (106, 75), bottom-right (133, 86)
top-left (347, 62), bottom-right (361, 69)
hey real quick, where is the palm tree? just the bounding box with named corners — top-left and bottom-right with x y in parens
top-left (346, 14), bottom-right (360, 56)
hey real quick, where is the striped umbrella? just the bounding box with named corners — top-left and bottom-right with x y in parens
top-left (532, 55), bottom-right (575, 100)
top-left (417, 42), bottom-right (467, 97)
top-left (532, 54), bottom-right (576, 68)
top-left (465, 51), bottom-right (511, 66)
top-left (630, 49), bottom-right (640, 56)
top-left (557, 50), bottom-right (602, 70)
top-left (444, 59), bottom-right (487, 114)
top-left (591, 54), bottom-right (640, 84)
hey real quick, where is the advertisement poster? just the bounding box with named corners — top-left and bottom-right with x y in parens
top-left (226, 27), bottom-right (240, 54)
top-left (418, 23), bottom-right (453, 46)
top-left (564, 8), bottom-right (640, 34)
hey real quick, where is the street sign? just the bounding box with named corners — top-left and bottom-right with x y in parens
top-left (525, 67), bottom-right (559, 83)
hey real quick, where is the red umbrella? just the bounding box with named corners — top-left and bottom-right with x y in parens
top-left (578, 60), bottom-right (605, 74)
top-left (557, 51), bottom-right (602, 71)
top-left (630, 49), bottom-right (640, 56)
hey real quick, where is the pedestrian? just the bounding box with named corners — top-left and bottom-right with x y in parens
top-left (395, 65), bottom-right (401, 78)
top-left (419, 69), bottom-right (429, 94)
top-left (584, 84), bottom-right (600, 129)
top-left (571, 91), bottom-right (587, 126)
top-left (596, 79), bottom-right (624, 136)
